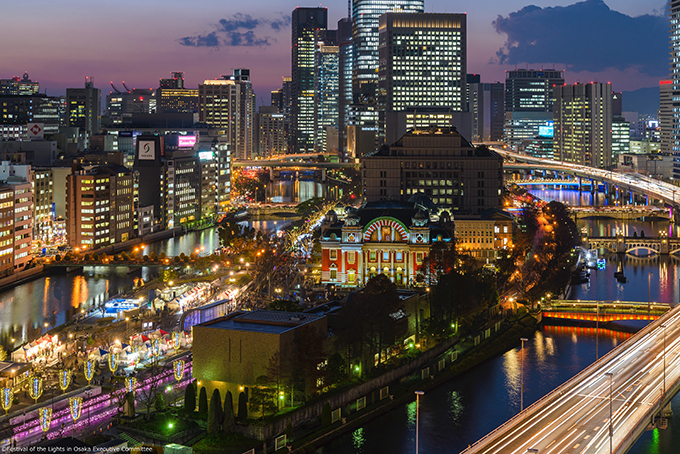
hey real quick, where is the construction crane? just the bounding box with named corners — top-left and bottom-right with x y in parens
top-left (122, 81), bottom-right (131, 93)
top-left (110, 81), bottom-right (122, 94)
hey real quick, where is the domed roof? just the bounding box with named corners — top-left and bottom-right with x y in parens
top-left (414, 209), bottom-right (428, 220)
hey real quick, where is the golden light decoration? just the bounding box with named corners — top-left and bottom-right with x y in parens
top-left (84, 359), bottom-right (95, 385)
top-left (39, 407), bottom-right (52, 433)
top-left (1, 387), bottom-right (13, 415)
top-left (173, 332), bottom-right (182, 351)
top-left (108, 352), bottom-right (119, 373)
top-left (28, 375), bottom-right (43, 404)
top-left (173, 360), bottom-right (185, 383)
top-left (69, 397), bottom-right (82, 422)
top-left (58, 369), bottom-right (71, 394)
top-left (153, 338), bottom-right (161, 356)
top-left (125, 377), bottom-right (137, 395)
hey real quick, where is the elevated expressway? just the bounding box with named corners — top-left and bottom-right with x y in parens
top-left (493, 148), bottom-right (680, 208)
top-left (461, 304), bottom-right (680, 454)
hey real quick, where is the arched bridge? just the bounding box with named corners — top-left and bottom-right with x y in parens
top-left (585, 235), bottom-right (680, 255)
top-left (461, 303), bottom-right (680, 454)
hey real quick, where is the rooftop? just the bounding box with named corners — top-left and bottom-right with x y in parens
top-left (199, 310), bottom-right (325, 335)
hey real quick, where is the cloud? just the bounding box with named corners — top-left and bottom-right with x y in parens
top-left (178, 12), bottom-right (289, 48)
top-left (493, 0), bottom-right (667, 77)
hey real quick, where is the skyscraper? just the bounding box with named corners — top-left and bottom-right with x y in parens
top-left (198, 70), bottom-right (255, 160)
top-left (352, 0), bottom-right (424, 99)
top-left (671, 1), bottom-right (680, 178)
top-left (338, 17), bottom-right (354, 159)
top-left (468, 82), bottom-right (505, 142)
top-left (314, 42), bottom-right (340, 154)
top-left (66, 78), bottom-right (101, 146)
top-left (553, 83), bottom-right (612, 168)
top-left (378, 13), bottom-right (467, 142)
top-left (503, 69), bottom-right (564, 147)
top-left (660, 80), bottom-right (673, 155)
top-left (292, 7), bottom-right (327, 153)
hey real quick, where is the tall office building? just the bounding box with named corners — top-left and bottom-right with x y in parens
top-left (198, 70), bottom-right (255, 160)
top-left (378, 13), bottom-right (466, 142)
top-left (671, 1), bottom-right (680, 177)
top-left (338, 17), bottom-right (354, 159)
top-left (504, 69), bottom-right (564, 147)
top-left (160, 72), bottom-right (185, 89)
top-left (292, 7), bottom-right (327, 153)
top-left (661, 80), bottom-right (673, 155)
top-left (352, 0), bottom-right (424, 99)
top-left (315, 42), bottom-right (340, 154)
top-left (257, 106), bottom-right (286, 157)
top-left (553, 83), bottom-right (612, 168)
top-left (467, 81), bottom-right (504, 142)
top-left (0, 73), bottom-right (39, 96)
top-left (66, 79), bottom-right (101, 147)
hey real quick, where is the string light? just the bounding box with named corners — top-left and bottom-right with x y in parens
top-left (173, 332), bottom-right (182, 352)
top-left (173, 360), bottom-right (185, 383)
top-left (1, 387), bottom-right (13, 415)
top-left (58, 369), bottom-right (71, 394)
top-left (108, 353), bottom-right (119, 373)
top-left (39, 407), bottom-right (52, 433)
top-left (84, 359), bottom-right (95, 385)
top-left (125, 377), bottom-right (137, 395)
top-left (28, 375), bottom-right (43, 404)
top-left (69, 397), bottom-right (82, 422)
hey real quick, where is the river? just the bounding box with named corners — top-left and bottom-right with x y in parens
top-left (0, 220), bottom-right (292, 350)
top-left (320, 186), bottom-right (680, 453)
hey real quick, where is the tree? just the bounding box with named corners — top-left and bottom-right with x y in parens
top-left (321, 402), bottom-right (332, 427)
top-left (136, 358), bottom-right (165, 421)
top-left (184, 382), bottom-right (196, 413)
top-left (155, 393), bottom-right (165, 412)
top-left (237, 391), bottom-right (248, 421)
top-left (223, 391), bottom-right (235, 432)
top-left (198, 386), bottom-right (208, 414)
top-left (269, 299), bottom-right (302, 312)
top-left (0, 345), bottom-right (6, 362)
top-left (207, 389), bottom-right (221, 434)
top-left (212, 389), bottom-right (224, 426)
top-left (249, 376), bottom-right (277, 419)
top-left (327, 352), bottom-right (345, 386)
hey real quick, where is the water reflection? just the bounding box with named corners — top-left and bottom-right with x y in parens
top-left (447, 391), bottom-right (463, 426)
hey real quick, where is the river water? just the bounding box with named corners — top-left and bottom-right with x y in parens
top-left (0, 220), bottom-right (293, 349)
top-left (320, 187), bottom-right (680, 454)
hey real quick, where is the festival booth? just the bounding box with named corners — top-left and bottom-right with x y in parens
top-left (11, 334), bottom-right (61, 363)
top-left (0, 361), bottom-right (31, 390)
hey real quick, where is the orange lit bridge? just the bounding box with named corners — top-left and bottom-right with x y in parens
top-left (542, 300), bottom-right (672, 323)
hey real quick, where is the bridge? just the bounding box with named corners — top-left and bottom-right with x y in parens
top-left (569, 206), bottom-right (671, 221)
top-left (585, 233), bottom-right (679, 255)
top-left (514, 178), bottom-right (595, 188)
top-left (461, 303), bottom-right (680, 454)
top-left (493, 147), bottom-right (680, 209)
top-left (543, 300), bottom-right (671, 323)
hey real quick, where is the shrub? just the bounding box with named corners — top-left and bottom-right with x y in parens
top-left (184, 383), bottom-right (196, 413)
top-left (142, 255), bottom-right (150, 262)
top-left (321, 402), bottom-right (331, 427)
top-left (223, 391), bottom-right (234, 432)
top-left (198, 386), bottom-right (208, 414)
top-left (174, 256), bottom-right (181, 263)
top-left (237, 391), bottom-right (247, 420)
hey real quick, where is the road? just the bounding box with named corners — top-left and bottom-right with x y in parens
top-left (495, 148), bottom-right (680, 206)
top-left (462, 305), bottom-right (680, 454)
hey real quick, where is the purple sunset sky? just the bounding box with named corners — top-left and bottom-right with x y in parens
top-left (0, 0), bottom-right (667, 99)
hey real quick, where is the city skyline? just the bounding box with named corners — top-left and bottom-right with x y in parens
top-left (0, 0), bottom-right (666, 98)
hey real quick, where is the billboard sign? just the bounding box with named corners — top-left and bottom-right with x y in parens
top-left (138, 140), bottom-right (156, 160)
top-left (27, 123), bottom-right (44, 140)
top-left (198, 151), bottom-right (214, 161)
top-left (178, 136), bottom-right (196, 148)
top-left (538, 121), bottom-right (554, 138)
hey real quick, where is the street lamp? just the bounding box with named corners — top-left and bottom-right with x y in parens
top-left (520, 338), bottom-right (528, 412)
top-left (415, 391), bottom-right (424, 454)
top-left (605, 372), bottom-right (613, 454)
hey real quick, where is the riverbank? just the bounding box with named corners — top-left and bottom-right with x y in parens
top-left (239, 311), bottom-right (539, 453)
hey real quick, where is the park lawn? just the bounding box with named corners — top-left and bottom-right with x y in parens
top-left (192, 432), bottom-right (260, 454)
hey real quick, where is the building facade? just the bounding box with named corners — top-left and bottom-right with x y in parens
top-left (553, 82), bottom-right (613, 168)
top-left (314, 43), bottom-right (340, 154)
top-left (362, 127), bottom-right (503, 213)
top-left (66, 80), bottom-right (101, 146)
top-left (292, 7), bottom-right (328, 153)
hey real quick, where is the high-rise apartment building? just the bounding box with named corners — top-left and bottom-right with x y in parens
top-left (0, 162), bottom-right (33, 272)
top-left (378, 13), bottom-right (466, 141)
top-left (292, 7), bottom-right (327, 153)
top-left (66, 79), bottom-right (101, 148)
top-left (66, 164), bottom-right (134, 250)
top-left (32, 167), bottom-right (54, 244)
top-left (553, 82), bottom-right (612, 168)
top-left (315, 42), bottom-right (340, 154)
top-left (504, 69), bottom-right (564, 147)
top-left (198, 70), bottom-right (255, 160)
